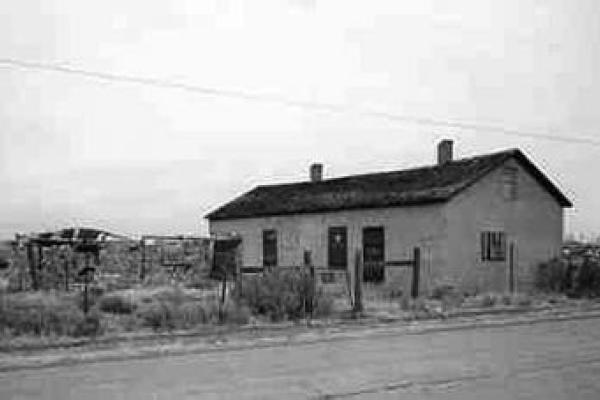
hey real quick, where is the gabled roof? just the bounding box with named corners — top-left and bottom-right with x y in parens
top-left (206, 149), bottom-right (572, 221)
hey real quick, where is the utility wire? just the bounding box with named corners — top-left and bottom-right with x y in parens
top-left (1, 57), bottom-right (599, 146)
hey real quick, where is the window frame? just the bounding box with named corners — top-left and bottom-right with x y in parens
top-left (262, 229), bottom-right (278, 267)
top-left (481, 231), bottom-right (507, 262)
top-left (362, 226), bottom-right (386, 283)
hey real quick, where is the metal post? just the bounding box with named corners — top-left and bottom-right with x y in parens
top-left (411, 247), bottom-right (420, 298)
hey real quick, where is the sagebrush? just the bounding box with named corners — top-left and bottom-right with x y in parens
top-left (0, 292), bottom-right (103, 337)
top-left (233, 269), bottom-right (334, 321)
top-left (536, 257), bottom-right (600, 297)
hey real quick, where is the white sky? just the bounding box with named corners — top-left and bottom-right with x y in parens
top-left (0, 0), bottom-right (598, 239)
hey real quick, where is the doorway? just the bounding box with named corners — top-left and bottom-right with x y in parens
top-left (363, 227), bottom-right (385, 283)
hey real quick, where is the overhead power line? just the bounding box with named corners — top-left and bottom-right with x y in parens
top-left (1, 57), bottom-right (599, 146)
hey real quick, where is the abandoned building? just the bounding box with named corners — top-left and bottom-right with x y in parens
top-left (206, 140), bottom-right (572, 293)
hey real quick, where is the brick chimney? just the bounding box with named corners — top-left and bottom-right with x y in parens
top-left (437, 139), bottom-right (454, 165)
top-left (310, 163), bottom-right (323, 182)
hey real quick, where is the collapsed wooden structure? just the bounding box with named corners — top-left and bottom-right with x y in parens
top-left (10, 228), bottom-right (216, 291)
top-left (14, 228), bottom-right (130, 291)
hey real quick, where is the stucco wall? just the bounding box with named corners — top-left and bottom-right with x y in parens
top-left (209, 204), bottom-right (447, 295)
top-left (444, 158), bottom-right (564, 293)
top-left (209, 157), bottom-right (565, 295)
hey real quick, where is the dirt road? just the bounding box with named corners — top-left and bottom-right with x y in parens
top-left (2, 316), bottom-right (600, 399)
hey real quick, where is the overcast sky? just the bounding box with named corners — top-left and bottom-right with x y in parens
top-left (0, 0), bottom-right (598, 239)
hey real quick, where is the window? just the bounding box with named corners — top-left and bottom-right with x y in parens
top-left (502, 167), bottom-right (518, 201)
top-left (262, 229), bottom-right (277, 267)
top-left (481, 231), bottom-right (507, 261)
top-left (328, 227), bottom-right (348, 269)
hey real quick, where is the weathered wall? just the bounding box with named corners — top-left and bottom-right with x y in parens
top-left (209, 157), bottom-right (566, 295)
top-left (444, 158), bottom-right (564, 293)
top-left (209, 204), bottom-right (447, 295)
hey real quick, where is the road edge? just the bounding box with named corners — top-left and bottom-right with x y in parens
top-left (2, 307), bottom-right (600, 373)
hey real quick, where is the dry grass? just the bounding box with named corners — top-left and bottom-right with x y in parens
top-left (0, 291), bottom-right (103, 337)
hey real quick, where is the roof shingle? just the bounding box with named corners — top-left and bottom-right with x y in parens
top-left (206, 149), bottom-right (571, 221)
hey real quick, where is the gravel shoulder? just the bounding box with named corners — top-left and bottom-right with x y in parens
top-left (2, 303), bottom-right (600, 373)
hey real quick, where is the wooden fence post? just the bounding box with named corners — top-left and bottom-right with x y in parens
top-left (236, 252), bottom-right (242, 298)
top-left (411, 247), bottom-right (420, 298)
top-left (26, 242), bottom-right (37, 291)
top-left (219, 268), bottom-right (227, 323)
top-left (509, 243), bottom-right (515, 293)
top-left (303, 250), bottom-right (314, 316)
top-left (220, 268), bottom-right (227, 304)
top-left (353, 249), bottom-right (363, 314)
top-left (37, 244), bottom-right (43, 289)
top-left (83, 253), bottom-right (90, 314)
top-left (140, 239), bottom-right (146, 281)
top-left (64, 248), bottom-right (70, 292)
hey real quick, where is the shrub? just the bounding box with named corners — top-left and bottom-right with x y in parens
top-left (572, 258), bottom-right (600, 298)
top-left (536, 258), bottom-right (568, 293)
top-left (399, 296), bottom-right (438, 319)
top-left (151, 286), bottom-right (188, 305)
top-left (0, 292), bottom-right (103, 337)
top-left (513, 294), bottom-right (533, 307)
top-left (134, 288), bottom-right (186, 331)
top-left (430, 284), bottom-right (464, 310)
top-left (536, 258), bottom-right (600, 298)
top-left (430, 284), bottom-right (455, 300)
top-left (183, 269), bottom-right (217, 290)
top-left (363, 282), bottom-right (404, 302)
top-left (312, 291), bottom-right (335, 318)
top-left (223, 301), bottom-right (251, 325)
top-left (72, 311), bottom-right (103, 337)
top-left (233, 268), bottom-right (323, 321)
top-left (99, 294), bottom-right (136, 314)
top-left (77, 285), bottom-right (105, 312)
top-left (143, 270), bottom-right (173, 287)
top-left (479, 293), bottom-right (498, 308)
top-left (134, 287), bottom-right (227, 331)
top-left (138, 300), bottom-right (176, 331)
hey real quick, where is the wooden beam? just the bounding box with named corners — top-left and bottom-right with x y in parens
top-left (353, 248), bottom-right (363, 314)
top-left (240, 266), bottom-right (264, 274)
top-left (385, 260), bottom-right (415, 267)
top-left (411, 247), bottom-right (420, 298)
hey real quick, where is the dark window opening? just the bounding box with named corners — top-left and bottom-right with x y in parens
top-left (328, 226), bottom-right (348, 269)
top-left (363, 226), bottom-right (385, 282)
top-left (481, 231), bottom-right (506, 261)
top-left (262, 229), bottom-right (277, 267)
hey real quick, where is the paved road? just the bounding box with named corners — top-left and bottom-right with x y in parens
top-left (2, 317), bottom-right (600, 399)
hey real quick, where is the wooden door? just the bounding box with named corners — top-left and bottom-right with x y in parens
top-left (363, 227), bottom-right (385, 282)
